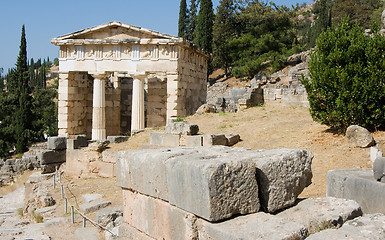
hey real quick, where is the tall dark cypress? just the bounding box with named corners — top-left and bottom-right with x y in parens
top-left (195, 0), bottom-right (214, 53)
top-left (14, 25), bottom-right (33, 153)
top-left (178, 0), bottom-right (188, 38)
top-left (186, 0), bottom-right (198, 42)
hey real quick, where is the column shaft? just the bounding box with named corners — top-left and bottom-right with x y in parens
top-left (131, 77), bottom-right (145, 132)
top-left (92, 75), bottom-right (106, 140)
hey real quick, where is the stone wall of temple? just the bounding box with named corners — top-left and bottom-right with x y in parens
top-left (105, 74), bottom-right (121, 136)
top-left (177, 47), bottom-right (207, 117)
top-left (146, 77), bottom-right (167, 128)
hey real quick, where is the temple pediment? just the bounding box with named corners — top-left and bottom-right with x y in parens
top-left (51, 21), bottom-right (180, 45)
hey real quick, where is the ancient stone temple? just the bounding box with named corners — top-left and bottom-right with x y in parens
top-left (51, 21), bottom-right (208, 140)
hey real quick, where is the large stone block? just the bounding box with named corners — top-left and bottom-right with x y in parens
top-left (119, 223), bottom-right (155, 240)
top-left (122, 189), bottom-right (198, 240)
top-left (149, 132), bottom-right (180, 147)
top-left (47, 137), bottom-right (67, 150)
top-left (166, 150), bottom-right (259, 222)
top-left (180, 135), bottom-right (203, 146)
top-left (116, 147), bottom-right (260, 222)
top-left (245, 148), bottom-right (313, 212)
top-left (165, 122), bottom-right (199, 135)
top-left (38, 150), bottom-right (66, 165)
top-left (197, 212), bottom-right (307, 240)
top-left (327, 168), bottom-right (385, 214)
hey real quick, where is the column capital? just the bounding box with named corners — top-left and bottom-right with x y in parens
top-left (89, 72), bottom-right (107, 79)
top-left (133, 72), bottom-right (147, 80)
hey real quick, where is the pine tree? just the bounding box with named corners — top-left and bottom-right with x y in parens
top-left (213, 0), bottom-right (236, 76)
top-left (187, 0), bottom-right (198, 42)
top-left (195, 0), bottom-right (214, 53)
top-left (178, 0), bottom-right (188, 38)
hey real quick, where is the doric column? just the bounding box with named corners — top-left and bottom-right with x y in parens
top-left (131, 74), bottom-right (146, 133)
top-left (91, 73), bottom-right (107, 140)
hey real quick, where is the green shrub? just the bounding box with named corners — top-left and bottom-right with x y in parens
top-left (302, 19), bottom-right (385, 131)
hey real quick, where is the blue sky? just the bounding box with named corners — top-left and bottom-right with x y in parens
top-left (0, 0), bottom-right (313, 72)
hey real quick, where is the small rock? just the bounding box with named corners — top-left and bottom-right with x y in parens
top-left (196, 104), bottom-right (216, 114)
top-left (106, 136), bottom-right (129, 144)
top-left (346, 125), bottom-right (375, 148)
top-left (95, 206), bottom-right (123, 227)
top-left (165, 122), bottom-right (199, 135)
top-left (87, 141), bottom-right (110, 153)
top-left (373, 157), bottom-right (385, 182)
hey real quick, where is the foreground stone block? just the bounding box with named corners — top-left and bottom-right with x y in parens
top-left (47, 136), bottom-right (67, 150)
top-left (67, 135), bottom-right (88, 150)
top-left (122, 189), bottom-right (198, 240)
top-left (197, 212), bottom-right (307, 240)
top-left (180, 135), bottom-right (203, 146)
top-left (117, 147), bottom-right (260, 222)
top-left (38, 150), bottom-right (66, 165)
top-left (307, 214), bottom-right (385, 240)
top-left (165, 122), bottom-right (199, 135)
top-left (277, 197), bottom-right (362, 227)
top-left (327, 168), bottom-right (385, 214)
top-left (225, 133), bottom-right (240, 146)
top-left (246, 148), bottom-right (313, 212)
top-left (373, 157), bottom-right (385, 182)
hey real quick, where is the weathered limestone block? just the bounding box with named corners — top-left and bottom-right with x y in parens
top-left (180, 135), bottom-right (203, 146)
top-left (307, 214), bottom-right (385, 240)
top-left (38, 150), bottom-right (66, 165)
top-left (149, 132), bottom-right (180, 147)
top-left (327, 168), bottom-right (385, 214)
top-left (67, 135), bottom-right (88, 150)
top-left (74, 227), bottom-right (99, 240)
top-left (89, 161), bottom-right (115, 178)
top-left (197, 212), bottom-right (307, 240)
top-left (123, 189), bottom-right (198, 240)
top-left (371, 147), bottom-right (383, 163)
top-left (225, 133), bottom-right (240, 146)
top-left (346, 125), bottom-right (375, 148)
top-left (41, 163), bottom-right (63, 174)
top-left (166, 152), bottom-right (259, 222)
top-left (245, 148), bottom-right (313, 212)
top-left (277, 197), bottom-right (362, 227)
top-left (95, 206), bottom-right (123, 227)
top-left (203, 134), bottom-right (227, 146)
top-left (116, 147), bottom-right (260, 222)
top-left (165, 122), bottom-right (199, 135)
top-left (47, 136), bottom-right (67, 150)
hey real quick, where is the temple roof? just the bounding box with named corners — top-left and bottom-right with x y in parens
top-left (51, 21), bottom-right (182, 45)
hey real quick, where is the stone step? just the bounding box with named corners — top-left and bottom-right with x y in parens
top-left (80, 199), bottom-right (111, 214)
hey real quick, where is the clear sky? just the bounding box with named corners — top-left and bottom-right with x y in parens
top-left (0, 0), bottom-right (313, 72)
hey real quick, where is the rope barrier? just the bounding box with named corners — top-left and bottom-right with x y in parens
top-left (53, 170), bottom-right (117, 237)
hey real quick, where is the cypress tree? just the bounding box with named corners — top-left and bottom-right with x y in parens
top-left (14, 25), bottom-right (33, 153)
top-left (187, 0), bottom-right (198, 42)
top-left (195, 0), bottom-right (214, 53)
top-left (178, 0), bottom-right (188, 38)
top-left (213, 0), bottom-right (236, 76)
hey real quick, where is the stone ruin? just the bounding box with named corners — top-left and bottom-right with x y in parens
top-left (205, 51), bottom-right (310, 113)
top-left (112, 146), bottom-right (370, 239)
top-left (148, 121), bottom-right (240, 148)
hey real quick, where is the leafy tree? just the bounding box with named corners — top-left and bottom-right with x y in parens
top-left (213, 0), bottom-right (237, 77)
top-left (229, 1), bottom-right (299, 78)
top-left (53, 58), bottom-right (59, 66)
top-left (194, 0), bottom-right (214, 53)
top-left (178, 0), bottom-right (188, 38)
top-left (302, 19), bottom-right (385, 131)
